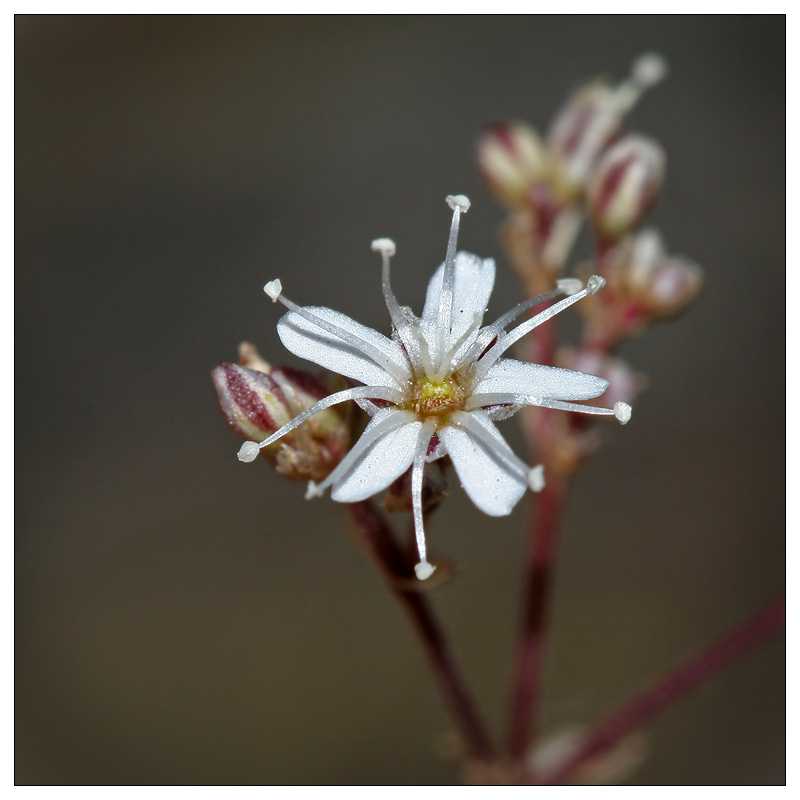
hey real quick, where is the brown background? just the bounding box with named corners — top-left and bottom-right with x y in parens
top-left (16, 15), bottom-right (784, 785)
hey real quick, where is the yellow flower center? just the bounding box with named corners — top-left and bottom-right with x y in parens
top-left (407, 376), bottom-right (466, 420)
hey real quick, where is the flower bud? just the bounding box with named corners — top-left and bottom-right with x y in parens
top-left (476, 121), bottom-right (549, 209)
top-left (586, 135), bottom-right (665, 240)
top-left (559, 348), bottom-right (645, 409)
top-left (622, 230), bottom-right (703, 319)
top-left (212, 344), bottom-right (352, 481)
top-left (547, 54), bottom-right (667, 197)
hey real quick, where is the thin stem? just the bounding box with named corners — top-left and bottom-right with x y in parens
top-left (345, 500), bottom-right (496, 766)
top-left (528, 596), bottom-right (786, 785)
top-left (504, 217), bottom-right (567, 773)
top-left (505, 475), bottom-right (567, 767)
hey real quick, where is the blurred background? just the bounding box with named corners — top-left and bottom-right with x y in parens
top-left (16, 15), bottom-right (784, 785)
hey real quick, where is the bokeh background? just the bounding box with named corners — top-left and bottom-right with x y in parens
top-left (16, 15), bottom-right (784, 785)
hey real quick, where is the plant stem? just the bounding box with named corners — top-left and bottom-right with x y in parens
top-left (505, 473), bottom-right (567, 767)
top-left (529, 595), bottom-right (786, 785)
top-left (345, 500), bottom-right (496, 767)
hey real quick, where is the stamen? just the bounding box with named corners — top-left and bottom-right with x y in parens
top-left (264, 279), bottom-right (409, 386)
top-left (471, 275), bottom-right (605, 380)
top-left (458, 285), bottom-right (570, 369)
top-left (412, 420), bottom-right (437, 580)
top-left (306, 410), bottom-right (417, 498)
top-left (436, 312), bottom-right (482, 380)
top-left (372, 238), bottom-right (423, 375)
top-left (416, 323), bottom-right (437, 382)
top-left (236, 385), bottom-right (404, 463)
top-left (437, 194), bottom-right (471, 365)
top-left (467, 392), bottom-right (628, 423)
top-left (450, 411), bottom-right (530, 483)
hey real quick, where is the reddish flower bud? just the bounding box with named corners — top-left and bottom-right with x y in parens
top-left (622, 230), bottom-right (703, 319)
top-left (477, 121), bottom-right (548, 209)
top-left (212, 344), bottom-right (352, 481)
top-left (547, 53), bottom-right (667, 196)
top-left (559, 348), bottom-right (645, 409)
top-left (586, 135), bottom-right (665, 240)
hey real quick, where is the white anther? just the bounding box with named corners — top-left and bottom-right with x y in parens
top-left (556, 277), bottom-right (583, 296)
top-left (586, 275), bottom-right (607, 294)
top-left (264, 279), bottom-right (283, 302)
top-left (632, 53), bottom-right (668, 89)
top-left (446, 194), bottom-right (471, 213)
top-left (237, 441), bottom-right (261, 462)
top-left (614, 401), bottom-right (632, 425)
top-left (528, 464), bottom-right (546, 492)
top-left (305, 481), bottom-right (324, 499)
top-left (415, 561), bottom-right (436, 581)
top-left (371, 238), bottom-right (396, 256)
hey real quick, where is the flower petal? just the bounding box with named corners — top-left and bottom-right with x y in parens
top-left (331, 411), bottom-right (422, 502)
top-left (473, 358), bottom-right (609, 400)
top-left (420, 252), bottom-right (496, 356)
top-left (277, 306), bottom-right (409, 389)
top-left (439, 411), bottom-right (527, 516)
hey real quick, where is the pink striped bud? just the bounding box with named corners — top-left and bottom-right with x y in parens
top-left (623, 230), bottom-right (703, 319)
top-left (477, 121), bottom-right (548, 209)
top-left (212, 344), bottom-right (352, 481)
top-left (547, 54), bottom-right (667, 196)
top-left (586, 135), bottom-right (665, 239)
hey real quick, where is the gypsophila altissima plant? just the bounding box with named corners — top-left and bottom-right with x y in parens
top-left (212, 54), bottom-right (783, 785)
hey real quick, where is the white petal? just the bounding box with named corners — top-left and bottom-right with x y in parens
top-left (420, 252), bottom-right (495, 356)
top-left (331, 413), bottom-right (422, 502)
top-left (439, 411), bottom-right (527, 516)
top-left (277, 306), bottom-right (410, 389)
top-left (472, 358), bottom-right (609, 401)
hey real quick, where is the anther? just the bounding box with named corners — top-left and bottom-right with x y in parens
top-left (528, 464), bottom-right (546, 492)
top-left (631, 53), bottom-right (668, 89)
top-left (586, 275), bottom-right (607, 294)
top-left (305, 481), bottom-right (325, 499)
top-left (415, 561), bottom-right (436, 581)
top-left (446, 194), bottom-right (471, 213)
top-left (371, 238), bottom-right (396, 256)
top-left (238, 441), bottom-right (261, 462)
top-left (557, 277), bottom-right (583, 296)
top-left (614, 401), bottom-right (632, 424)
top-left (264, 279), bottom-right (283, 302)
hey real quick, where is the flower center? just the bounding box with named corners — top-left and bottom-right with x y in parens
top-left (408, 376), bottom-right (467, 420)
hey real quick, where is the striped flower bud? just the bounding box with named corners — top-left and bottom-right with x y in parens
top-left (212, 344), bottom-right (352, 481)
top-left (477, 121), bottom-right (549, 209)
top-left (586, 135), bottom-right (665, 240)
top-left (623, 230), bottom-right (703, 320)
top-left (547, 53), bottom-right (667, 197)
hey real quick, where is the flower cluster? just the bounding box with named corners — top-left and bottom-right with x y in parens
top-left (229, 195), bottom-right (629, 580)
top-left (477, 53), bottom-right (670, 283)
top-left (477, 54), bottom-right (702, 477)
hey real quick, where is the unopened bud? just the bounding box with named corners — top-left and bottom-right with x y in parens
top-left (624, 230), bottom-right (703, 319)
top-left (547, 55), bottom-right (666, 196)
top-left (212, 349), bottom-right (352, 481)
top-left (477, 121), bottom-right (549, 209)
top-left (560, 348), bottom-right (645, 409)
top-left (587, 135), bottom-right (665, 239)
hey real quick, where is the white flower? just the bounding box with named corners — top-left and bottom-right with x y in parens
top-left (238, 195), bottom-right (631, 580)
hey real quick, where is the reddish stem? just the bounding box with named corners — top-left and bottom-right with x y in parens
top-left (506, 475), bottom-right (567, 766)
top-left (530, 596), bottom-right (786, 785)
top-left (345, 500), bottom-right (496, 766)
